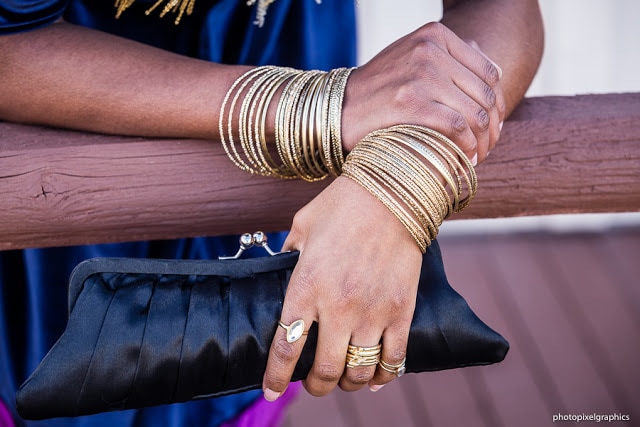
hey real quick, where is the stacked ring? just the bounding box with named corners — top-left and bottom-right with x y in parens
top-left (379, 357), bottom-right (407, 377)
top-left (345, 344), bottom-right (382, 368)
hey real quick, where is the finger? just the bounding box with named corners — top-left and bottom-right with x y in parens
top-left (262, 314), bottom-right (313, 401)
top-left (338, 330), bottom-right (384, 392)
top-left (446, 36), bottom-right (504, 158)
top-left (467, 41), bottom-right (507, 155)
top-left (423, 100), bottom-right (478, 164)
top-left (302, 315), bottom-right (352, 396)
top-left (448, 79), bottom-right (492, 162)
top-left (262, 272), bottom-right (315, 401)
top-left (369, 324), bottom-right (410, 391)
top-left (445, 30), bottom-right (502, 90)
top-left (418, 42), bottom-right (495, 161)
top-left (441, 57), bottom-right (498, 161)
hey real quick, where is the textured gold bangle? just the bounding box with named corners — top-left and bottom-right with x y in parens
top-left (239, 67), bottom-right (283, 173)
top-left (328, 67), bottom-right (355, 174)
top-left (220, 66), bottom-right (275, 174)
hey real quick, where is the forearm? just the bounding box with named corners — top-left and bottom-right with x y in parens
top-left (0, 21), bottom-right (249, 139)
top-left (441, 0), bottom-right (544, 115)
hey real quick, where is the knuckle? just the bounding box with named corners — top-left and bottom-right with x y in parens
top-left (421, 21), bottom-right (446, 39)
top-left (483, 84), bottom-right (497, 109)
top-left (313, 362), bottom-right (343, 384)
top-left (483, 60), bottom-right (500, 86)
top-left (338, 276), bottom-right (361, 302)
top-left (418, 39), bottom-right (441, 58)
top-left (272, 337), bottom-right (297, 364)
top-left (291, 263), bottom-right (317, 295)
top-left (263, 371), bottom-right (288, 392)
top-left (448, 111), bottom-right (468, 136)
top-left (389, 292), bottom-right (410, 313)
top-left (474, 108), bottom-right (490, 131)
top-left (393, 82), bottom-right (420, 111)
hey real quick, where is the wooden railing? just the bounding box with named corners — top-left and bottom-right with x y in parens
top-left (1, 93), bottom-right (639, 250)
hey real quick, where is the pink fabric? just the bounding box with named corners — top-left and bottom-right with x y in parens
top-left (220, 383), bottom-right (302, 427)
top-left (0, 400), bottom-right (15, 427)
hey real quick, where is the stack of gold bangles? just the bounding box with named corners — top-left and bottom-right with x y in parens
top-left (220, 65), bottom-right (478, 253)
top-left (220, 66), bottom-right (354, 182)
top-left (342, 125), bottom-right (477, 252)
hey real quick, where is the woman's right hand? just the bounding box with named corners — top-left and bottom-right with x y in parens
top-left (341, 21), bottom-right (505, 166)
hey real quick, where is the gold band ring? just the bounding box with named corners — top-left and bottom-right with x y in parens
top-left (278, 319), bottom-right (308, 343)
top-left (346, 344), bottom-right (382, 368)
top-left (379, 357), bottom-right (407, 377)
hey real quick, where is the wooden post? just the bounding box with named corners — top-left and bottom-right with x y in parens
top-left (1, 93), bottom-right (639, 250)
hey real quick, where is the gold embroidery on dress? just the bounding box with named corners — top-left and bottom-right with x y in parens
top-left (115, 0), bottom-right (322, 27)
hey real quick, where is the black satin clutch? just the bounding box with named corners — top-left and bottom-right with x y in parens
top-left (16, 240), bottom-right (508, 420)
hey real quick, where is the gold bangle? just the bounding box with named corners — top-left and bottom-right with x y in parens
top-left (328, 67), bottom-right (355, 175)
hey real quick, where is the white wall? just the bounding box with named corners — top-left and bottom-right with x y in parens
top-left (528, 0), bottom-right (640, 96)
top-left (356, 0), bottom-right (640, 233)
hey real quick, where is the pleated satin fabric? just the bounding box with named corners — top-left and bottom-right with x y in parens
top-left (16, 241), bottom-right (508, 420)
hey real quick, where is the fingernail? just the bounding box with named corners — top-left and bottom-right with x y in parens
top-left (471, 153), bottom-right (478, 166)
top-left (263, 388), bottom-right (281, 402)
top-left (499, 121), bottom-right (504, 131)
top-left (369, 384), bottom-right (385, 392)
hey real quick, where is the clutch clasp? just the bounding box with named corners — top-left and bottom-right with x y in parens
top-left (218, 231), bottom-right (282, 260)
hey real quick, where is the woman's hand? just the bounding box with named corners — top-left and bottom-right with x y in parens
top-left (262, 176), bottom-right (423, 399)
top-left (342, 21), bottom-right (505, 165)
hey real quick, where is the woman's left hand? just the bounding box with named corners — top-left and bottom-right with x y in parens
top-left (261, 176), bottom-right (423, 399)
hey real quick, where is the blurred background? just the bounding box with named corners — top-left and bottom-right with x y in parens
top-left (285, 1), bottom-right (640, 426)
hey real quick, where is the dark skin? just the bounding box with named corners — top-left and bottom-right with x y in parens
top-left (0, 0), bottom-right (544, 400)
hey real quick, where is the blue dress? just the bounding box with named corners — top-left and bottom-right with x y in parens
top-left (0, 1), bottom-right (356, 425)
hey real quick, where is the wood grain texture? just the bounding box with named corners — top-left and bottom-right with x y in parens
top-left (1, 93), bottom-right (639, 250)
